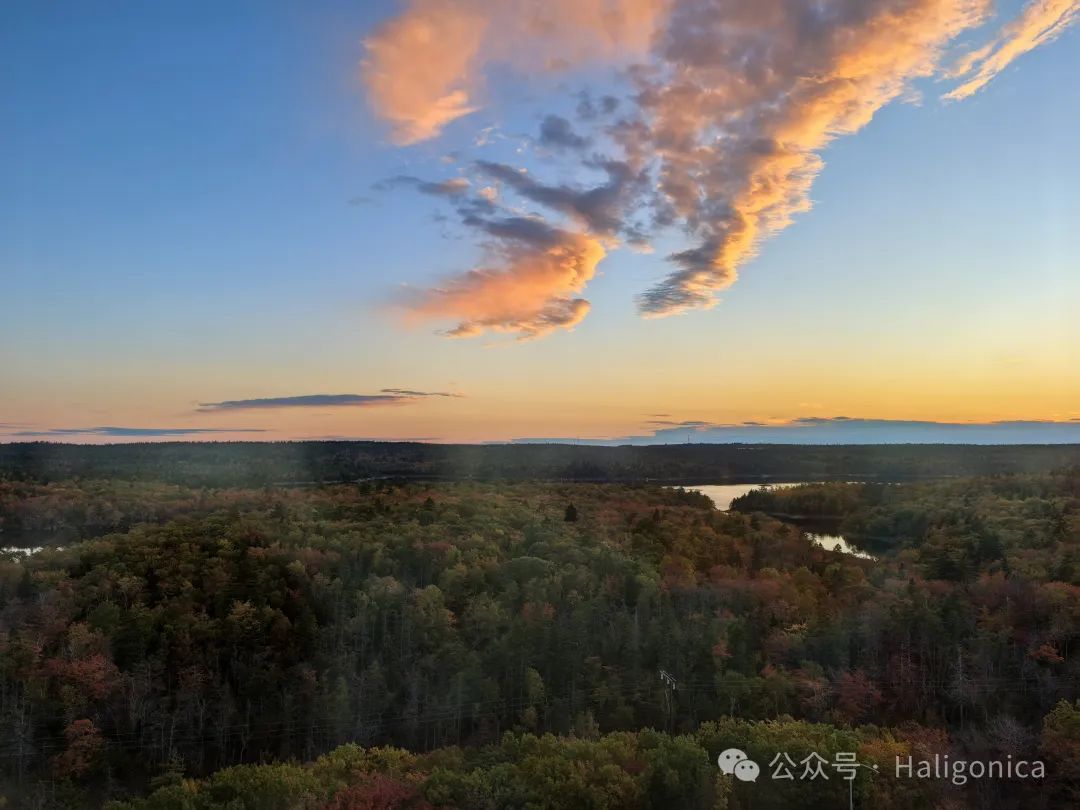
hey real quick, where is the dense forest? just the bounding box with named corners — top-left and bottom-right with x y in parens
top-left (1, 460), bottom-right (1079, 806)
top-left (731, 473), bottom-right (1080, 582)
top-left (5, 441), bottom-right (1080, 488)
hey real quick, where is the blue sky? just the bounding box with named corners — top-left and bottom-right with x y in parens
top-left (2, 0), bottom-right (1079, 443)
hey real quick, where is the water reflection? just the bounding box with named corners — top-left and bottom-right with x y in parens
top-left (804, 533), bottom-right (875, 560)
top-left (679, 484), bottom-right (875, 560)
top-left (684, 483), bottom-right (793, 511)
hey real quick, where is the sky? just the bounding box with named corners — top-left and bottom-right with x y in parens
top-left (2, 0), bottom-right (1079, 445)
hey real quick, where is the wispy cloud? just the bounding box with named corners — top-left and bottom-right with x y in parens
top-left (474, 159), bottom-right (646, 239)
top-left (373, 175), bottom-right (472, 198)
top-left (644, 419), bottom-right (714, 427)
top-left (576, 91), bottom-right (620, 121)
top-left (515, 416), bottom-right (1080, 445)
top-left (364, 0), bottom-right (1076, 336)
top-left (380, 388), bottom-right (463, 398)
top-left (198, 390), bottom-right (462, 412)
top-left (944, 0), bottom-right (1080, 100)
top-left (538, 114), bottom-right (591, 151)
top-left (9, 426), bottom-right (266, 438)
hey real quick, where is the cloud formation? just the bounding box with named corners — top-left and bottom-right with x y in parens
top-left (362, 0), bottom-right (667, 144)
top-left (380, 388), bottom-right (464, 398)
top-left (576, 91), bottom-right (621, 120)
top-left (538, 115), bottom-right (591, 151)
top-left (198, 390), bottom-right (460, 411)
top-left (944, 0), bottom-right (1080, 100)
top-left (385, 159), bottom-right (646, 340)
top-left (365, 0), bottom-right (1076, 333)
top-left (402, 215), bottom-right (604, 340)
top-left (514, 416), bottom-right (1080, 445)
top-left (374, 175), bottom-right (472, 198)
top-left (644, 418), bottom-right (713, 427)
top-left (632, 0), bottom-right (992, 315)
top-left (475, 160), bottom-right (646, 239)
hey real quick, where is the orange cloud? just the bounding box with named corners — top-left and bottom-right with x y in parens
top-left (367, 0), bottom-right (1075, 333)
top-left (403, 217), bottom-right (604, 340)
top-left (362, 0), bottom-right (668, 144)
top-left (635, 0), bottom-right (992, 315)
top-left (944, 0), bottom-right (1080, 100)
top-left (361, 1), bottom-right (487, 145)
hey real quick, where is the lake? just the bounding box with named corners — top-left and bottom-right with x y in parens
top-left (679, 483), bottom-right (875, 560)
top-left (682, 483), bottom-right (795, 511)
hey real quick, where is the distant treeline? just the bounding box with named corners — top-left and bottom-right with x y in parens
top-left (4, 441), bottom-right (1080, 487)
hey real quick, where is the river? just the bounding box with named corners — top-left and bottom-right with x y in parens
top-left (679, 483), bottom-right (875, 560)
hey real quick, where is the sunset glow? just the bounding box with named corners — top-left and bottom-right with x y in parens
top-left (3, 0), bottom-right (1079, 443)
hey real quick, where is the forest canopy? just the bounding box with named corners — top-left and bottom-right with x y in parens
top-left (0, 463), bottom-right (1078, 807)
